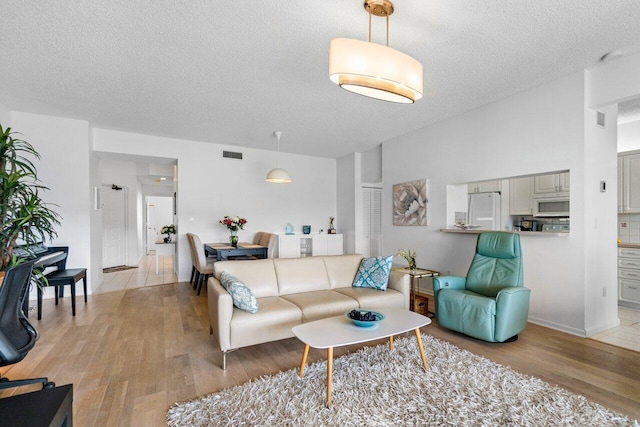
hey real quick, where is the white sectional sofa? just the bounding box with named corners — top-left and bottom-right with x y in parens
top-left (207, 254), bottom-right (410, 368)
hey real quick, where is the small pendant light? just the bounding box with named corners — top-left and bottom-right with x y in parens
top-left (265, 131), bottom-right (291, 183)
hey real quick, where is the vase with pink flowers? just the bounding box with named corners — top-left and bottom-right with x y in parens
top-left (219, 216), bottom-right (247, 247)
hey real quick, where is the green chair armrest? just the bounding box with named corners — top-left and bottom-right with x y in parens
top-left (432, 275), bottom-right (467, 324)
top-left (433, 275), bottom-right (467, 293)
top-left (494, 286), bottom-right (531, 342)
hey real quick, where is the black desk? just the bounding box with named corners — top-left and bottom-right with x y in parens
top-left (0, 384), bottom-right (73, 426)
top-left (205, 242), bottom-right (268, 261)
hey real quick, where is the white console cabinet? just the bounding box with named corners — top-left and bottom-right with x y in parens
top-left (278, 234), bottom-right (344, 258)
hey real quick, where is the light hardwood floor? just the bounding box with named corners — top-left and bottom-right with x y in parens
top-left (2, 282), bottom-right (639, 426)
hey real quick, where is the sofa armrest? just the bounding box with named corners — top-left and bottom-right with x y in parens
top-left (207, 276), bottom-right (234, 352)
top-left (388, 270), bottom-right (411, 310)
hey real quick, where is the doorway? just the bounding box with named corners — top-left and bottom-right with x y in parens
top-left (146, 196), bottom-right (174, 253)
top-left (102, 184), bottom-right (127, 268)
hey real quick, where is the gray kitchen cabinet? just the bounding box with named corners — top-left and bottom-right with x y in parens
top-left (618, 156), bottom-right (624, 213)
top-left (619, 152), bottom-right (640, 213)
top-left (533, 172), bottom-right (570, 197)
top-left (509, 176), bottom-right (533, 215)
top-left (468, 180), bottom-right (501, 193)
top-left (618, 247), bottom-right (640, 307)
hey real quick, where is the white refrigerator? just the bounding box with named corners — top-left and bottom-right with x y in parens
top-left (468, 192), bottom-right (501, 230)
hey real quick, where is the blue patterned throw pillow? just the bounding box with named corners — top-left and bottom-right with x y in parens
top-left (220, 271), bottom-right (259, 314)
top-left (352, 256), bottom-right (393, 291)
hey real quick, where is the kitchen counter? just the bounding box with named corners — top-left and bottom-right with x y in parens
top-left (618, 243), bottom-right (640, 249)
top-left (440, 228), bottom-right (569, 237)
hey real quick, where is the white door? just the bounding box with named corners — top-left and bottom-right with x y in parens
top-left (102, 185), bottom-right (127, 268)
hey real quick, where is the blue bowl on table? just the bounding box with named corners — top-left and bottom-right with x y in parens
top-left (346, 309), bottom-right (385, 328)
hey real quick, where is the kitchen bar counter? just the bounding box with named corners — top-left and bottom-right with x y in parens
top-left (618, 243), bottom-right (640, 249)
top-left (440, 228), bottom-right (569, 237)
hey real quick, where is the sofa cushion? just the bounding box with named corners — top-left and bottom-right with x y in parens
top-left (281, 290), bottom-right (359, 322)
top-left (352, 256), bottom-right (393, 290)
top-left (334, 287), bottom-right (405, 310)
top-left (229, 296), bottom-right (302, 349)
top-left (214, 259), bottom-right (279, 298)
top-left (323, 254), bottom-right (364, 289)
top-left (220, 271), bottom-right (259, 314)
top-left (274, 257), bottom-right (331, 295)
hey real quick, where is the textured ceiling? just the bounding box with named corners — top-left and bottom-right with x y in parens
top-left (619, 97), bottom-right (640, 124)
top-left (2, 1), bottom-right (640, 158)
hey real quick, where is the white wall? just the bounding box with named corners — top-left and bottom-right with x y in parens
top-left (11, 112), bottom-right (93, 300)
top-left (587, 53), bottom-right (640, 108)
top-left (583, 103), bottom-right (618, 334)
top-left (618, 120), bottom-right (640, 152)
top-left (89, 149), bottom-right (103, 288)
top-left (382, 71), bottom-right (613, 337)
top-left (93, 128), bottom-right (337, 281)
top-left (0, 100), bottom-right (10, 126)
top-left (337, 153), bottom-right (361, 254)
top-left (361, 145), bottom-right (382, 183)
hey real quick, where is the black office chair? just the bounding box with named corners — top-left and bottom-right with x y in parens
top-left (0, 260), bottom-right (54, 391)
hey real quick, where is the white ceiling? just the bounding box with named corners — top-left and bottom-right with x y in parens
top-left (2, 1), bottom-right (640, 159)
top-left (619, 97), bottom-right (640, 124)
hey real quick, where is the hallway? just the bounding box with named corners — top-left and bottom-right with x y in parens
top-left (93, 251), bottom-right (178, 294)
top-left (590, 306), bottom-right (640, 352)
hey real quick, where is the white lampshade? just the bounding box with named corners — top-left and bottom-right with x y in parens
top-left (329, 38), bottom-right (423, 104)
top-left (265, 167), bottom-right (292, 183)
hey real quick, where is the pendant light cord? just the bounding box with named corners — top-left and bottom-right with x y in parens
top-left (367, 6), bottom-right (390, 46)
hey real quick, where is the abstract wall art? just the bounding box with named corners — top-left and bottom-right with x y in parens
top-left (393, 179), bottom-right (428, 226)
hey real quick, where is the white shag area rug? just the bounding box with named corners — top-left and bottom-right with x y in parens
top-left (167, 335), bottom-right (636, 426)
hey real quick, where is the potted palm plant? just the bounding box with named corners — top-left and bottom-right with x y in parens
top-left (0, 124), bottom-right (61, 281)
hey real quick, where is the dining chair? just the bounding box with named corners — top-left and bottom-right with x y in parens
top-left (186, 233), bottom-right (198, 287)
top-left (259, 232), bottom-right (278, 258)
top-left (253, 232), bottom-right (264, 245)
top-left (190, 233), bottom-right (214, 295)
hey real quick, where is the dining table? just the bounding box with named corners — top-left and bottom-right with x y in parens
top-left (204, 242), bottom-right (268, 261)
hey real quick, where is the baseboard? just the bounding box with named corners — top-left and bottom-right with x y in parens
top-left (585, 318), bottom-right (621, 337)
top-left (620, 300), bottom-right (640, 310)
top-left (527, 316), bottom-right (586, 337)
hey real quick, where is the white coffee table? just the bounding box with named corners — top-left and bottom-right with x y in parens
top-left (291, 308), bottom-right (431, 407)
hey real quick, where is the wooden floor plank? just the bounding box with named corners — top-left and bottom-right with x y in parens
top-left (0, 282), bottom-right (637, 426)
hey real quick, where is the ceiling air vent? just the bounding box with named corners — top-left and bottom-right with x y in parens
top-left (223, 150), bottom-right (243, 160)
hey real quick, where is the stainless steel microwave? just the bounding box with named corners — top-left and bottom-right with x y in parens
top-left (534, 198), bottom-right (569, 217)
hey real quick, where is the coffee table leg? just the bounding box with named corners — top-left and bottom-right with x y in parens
top-left (389, 335), bottom-right (394, 351)
top-left (414, 328), bottom-right (428, 371)
top-left (326, 347), bottom-right (333, 408)
top-left (299, 344), bottom-right (310, 378)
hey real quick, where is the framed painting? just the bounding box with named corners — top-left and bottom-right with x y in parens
top-left (393, 179), bottom-right (428, 226)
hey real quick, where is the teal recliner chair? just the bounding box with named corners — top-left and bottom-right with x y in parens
top-left (433, 232), bottom-right (530, 342)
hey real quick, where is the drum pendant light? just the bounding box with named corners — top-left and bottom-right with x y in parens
top-left (265, 131), bottom-right (291, 183)
top-left (329, 0), bottom-right (423, 104)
